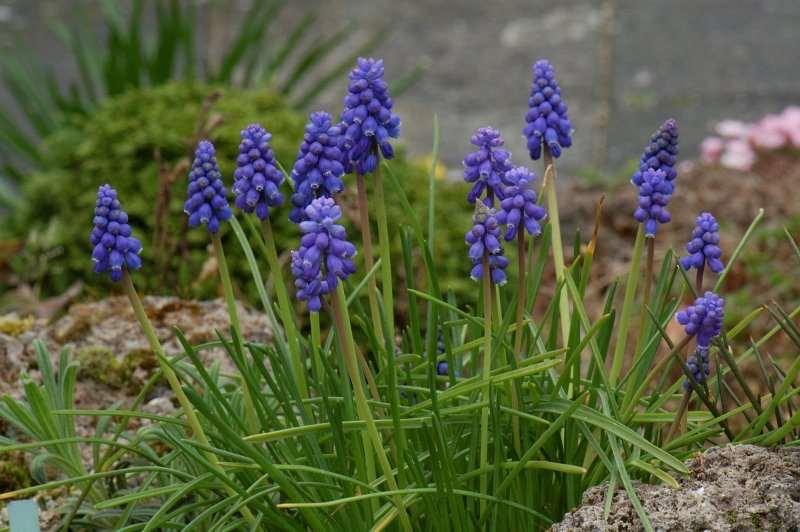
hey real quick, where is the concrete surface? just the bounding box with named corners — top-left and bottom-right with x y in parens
top-left (2, 0), bottom-right (799, 174)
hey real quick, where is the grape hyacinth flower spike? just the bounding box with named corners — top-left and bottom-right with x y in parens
top-left (435, 331), bottom-right (457, 379)
top-left (676, 291), bottom-right (725, 348)
top-left (232, 124), bottom-right (285, 220)
top-left (628, 122), bottom-right (678, 378)
top-left (680, 212), bottom-right (724, 273)
top-left (237, 124), bottom-right (309, 399)
top-left (291, 197), bottom-right (357, 312)
top-left (468, 189), bottom-right (510, 514)
top-left (186, 140), bottom-right (244, 370)
top-left (94, 192), bottom-right (259, 526)
top-left (631, 118), bottom-right (679, 188)
top-left (684, 346), bottom-right (711, 390)
top-left (497, 165), bottom-right (546, 373)
top-left (289, 112), bottom-right (346, 223)
top-left (523, 59), bottom-right (573, 160)
top-left (523, 60), bottom-right (572, 347)
top-left (497, 166), bottom-right (547, 241)
top-left (90, 184), bottom-right (142, 282)
top-left (327, 62), bottom-right (412, 521)
top-left (340, 57), bottom-right (400, 174)
top-left (185, 140), bottom-right (232, 233)
top-left (463, 127), bottom-right (514, 205)
top-left (465, 202), bottom-right (509, 285)
top-left (633, 168), bottom-right (673, 237)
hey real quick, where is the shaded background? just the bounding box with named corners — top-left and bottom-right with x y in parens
top-left (2, 0), bottom-right (799, 172)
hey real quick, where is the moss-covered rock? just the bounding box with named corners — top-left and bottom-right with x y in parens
top-left (0, 314), bottom-right (35, 336)
top-left (0, 452), bottom-right (32, 492)
top-left (8, 82), bottom-right (475, 303)
top-left (74, 346), bottom-right (157, 390)
top-left (9, 83), bottom-right (305, 297)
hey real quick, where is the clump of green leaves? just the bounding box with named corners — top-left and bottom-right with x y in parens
top-left (3, 130), bottom-right (799, 529)
top-left (2, 43), bottom-right (797, 528)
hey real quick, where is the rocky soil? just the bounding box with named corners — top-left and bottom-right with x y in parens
top-left (0, 295), bottom-right (271, 420)
top-left (0, 296), bottom-right (273, 528)
top-left (552, 445), bottom-right (800, 531)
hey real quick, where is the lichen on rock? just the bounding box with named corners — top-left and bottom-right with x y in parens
top-left (551, 445), bottom-right (800, 531)
top-left (0, 314), bottom-right (35, 337)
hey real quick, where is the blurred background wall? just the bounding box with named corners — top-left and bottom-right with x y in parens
top-left (2, 0), bottom-right (799, 173)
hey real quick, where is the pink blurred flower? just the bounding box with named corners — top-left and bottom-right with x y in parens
top-left (780, 106), bottom-right (800, 124)
top-left (749, 114), bottom-right (786, 149)
top-left (703, 106), bottom-right (800, 170)
top-left (779, 106), bottom-right (800, 147)
top-left (715, 120), bottom-right (750, 139)
top-left (788, 128), bottom-right (800, 148)
top-left (700, 136), bottom-right (724, 164)
top-left (719, 139), bottom-right (755, 171)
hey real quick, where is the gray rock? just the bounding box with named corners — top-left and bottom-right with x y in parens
top-left (552, 445), bottom-right (800, 531)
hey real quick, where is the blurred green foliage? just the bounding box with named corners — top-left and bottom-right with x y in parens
top-left (727, 214), bottom-right (800, 323)
top-left (0, 0), bottom-right (422, 208)
top-left (4, 82), bottom-right (472, 303)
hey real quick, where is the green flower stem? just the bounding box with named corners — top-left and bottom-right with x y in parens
top-left (513, 231), bottom-right (527, 358)
top-left (479, 255), bottom-right (493, 519)
top-left (212, 233), bottom-right (258, 433)
top-left (260, 218), bottom-right (309, 402)
top-left (666, 389), bottom-right (691, 443)
top-left (356, 172), bottom-right (385, 349)
top-left (122, 272), bottom-right (256, 526)
top-left (373, 160), bottom-right (396, 346)
top-left (610, 224), bottom-right (645, 386)
top-left (695, 265), bottom-right (705, 295)
top-left (211, 234), bottom-right (242, 338)
top-left (632, 236), bottom-right (656, 366)
top-left (643, 237), bottom-right (655, 311)
top-left (373, 160), bottom-right (403, 443)
top-left (511, 231), bottom-right (526, 455)
top-left (310, 311), bottom-right (323, 393)
top-left (331, 284), bottom-right (412, 532)
top-left (542, 149), bottom-right (570, 344)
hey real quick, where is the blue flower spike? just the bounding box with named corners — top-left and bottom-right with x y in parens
top-left (523, 59), bottom-right (573, 160)
top-left (90, 184), bottom-right (142, 282)
top-left (496, 166), bottom-right (547, 241)
top-left (631, 118), bottom-right (679, 189)
top-left (680, 212), bottom-right (724, 273)
top-left (633, 168), bottom-right (673, 237)
top-left (289, 112), bottom-right (346, 223)
top-left (684, 346), bottom-right (711, 390)
top-left (233, 124), bottom-right (285, 221)
top-left (185, 140), bottom-right (233, 234)
top-left (340, 57), bottom-right (400, 175)
top-left (291, 197), bottom-right (357, 311)
top-left (463, 127), bottom-right (514, 205)
top-left (676, 291), bottom-right (725, 348)
top-left (465, 202), bottom-right (509, 285)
